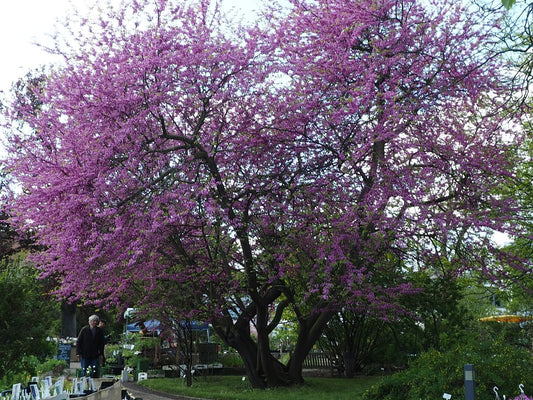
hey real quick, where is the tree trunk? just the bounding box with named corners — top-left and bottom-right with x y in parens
top-left (176, 321), bottom-right (194, 387)
top-left (288, 310), bottom-right (334, 382)
top-left (61, 301), bottom-right (77, 338)
top-left (213, 309), bottom-right (334, 388)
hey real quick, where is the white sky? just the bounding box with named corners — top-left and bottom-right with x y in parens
top-left (0, 0), bottom-right (261, 94)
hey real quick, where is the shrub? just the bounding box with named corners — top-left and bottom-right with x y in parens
top-left (0, 371), bottom-right (31, 393)
top-left (363, 337), bottom-right (533, 400)
top-left (0, 357), bottom-right (67, 391)
top-left (36, 359), bottom-right (67, 377)
top-left (219, 352), bottom-right (244, 368)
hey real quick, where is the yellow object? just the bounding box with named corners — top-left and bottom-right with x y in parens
top-left (478, 315), bottom-right (533, 323)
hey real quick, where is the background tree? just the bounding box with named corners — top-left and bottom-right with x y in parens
top-left (1, 0), bottom-right (525, 388)
top-left (133, 279), bottom-right (207, 387)
top-left (319, 309), bottom-right (388, 377)
top-left (0, 160), bottom-right (60, 381)
top-left (318, 266), bottom-right (475, 376)
top-left (0, 256), bottom-right (60, 380)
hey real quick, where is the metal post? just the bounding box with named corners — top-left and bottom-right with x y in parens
top-left (464, 364), bottom-right (476, 400)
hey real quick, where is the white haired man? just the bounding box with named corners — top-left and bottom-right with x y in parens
top-left (76, 315), bottom-right (105, 377)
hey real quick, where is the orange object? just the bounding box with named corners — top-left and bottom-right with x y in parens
top-left (478, 315), bottom-right (533, 323)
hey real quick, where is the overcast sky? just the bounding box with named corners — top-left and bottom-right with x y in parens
top-left (0, 0), bottom-right (261, 93)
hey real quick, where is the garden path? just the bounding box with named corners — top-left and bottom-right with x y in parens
top-left (122, 380), bottom-right (209, 400)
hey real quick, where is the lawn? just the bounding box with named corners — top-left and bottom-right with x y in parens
top-left (139, 375), bottom-right (382, 400)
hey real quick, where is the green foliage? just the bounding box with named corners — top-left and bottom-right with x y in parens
top-left (126, 355), bottom-right (150, 370)
top-left (498, 237), bottom-right (533, 315)
top-left (0, 357), bottom-right (66, 390)
top-left (319, 311), bottom-right (390, 374)
top-left (0, 372), bottom-right (29, 392)
top-left (363, 327), bottom-right (533, 400)
top-left (319, 273), bottom-right (476, 374)
top-left (0, 257), bottom-right (60, 379)
top-left (401, 272), bottom-right (473, 352)
top-left (121, 335), bottom-right (159, 368)
top-left (104, 343), bottom-right (121, 366)
top-left (36, 359), bottom-right (67, 377)
top-left (0, 368), bottom-right (31, 392)
top-left (122, 334), bottom-right (158, 354)
top-left (502, 0), bottom-right (516, 10)
top-left (219, 352), bottom-right (245, 368)
top-left (137, 337), bottom-right (159, 350)
top-left (107, 332), bottom-right (155, 370)
top-left (269, 309), bottom-right (299, 352)
top-left (279, 352), bottom-right (291, 366)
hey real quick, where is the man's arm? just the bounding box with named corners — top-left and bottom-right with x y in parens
top-left (76, 327), bottom-right (85, 358)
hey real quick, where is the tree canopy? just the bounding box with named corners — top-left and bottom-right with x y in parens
top-left (1, 0), bottom-right (526, 388)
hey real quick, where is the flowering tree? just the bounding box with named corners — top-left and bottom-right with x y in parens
top-left (2, 0), bottom-right (525, 388)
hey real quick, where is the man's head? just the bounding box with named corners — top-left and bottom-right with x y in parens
top-left (89, 314), bottom-right (100, 328)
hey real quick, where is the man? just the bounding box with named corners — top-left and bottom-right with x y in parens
top-left (98, 319), bottom-right (108, 366)
top-left (76, 315), bottom-right (105, 377)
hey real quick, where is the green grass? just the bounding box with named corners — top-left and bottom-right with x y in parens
top-left (139, 375), bottom-right (382, 400)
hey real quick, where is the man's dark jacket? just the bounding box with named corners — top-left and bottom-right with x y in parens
top-left (76, 325), bottom-right (105, 359)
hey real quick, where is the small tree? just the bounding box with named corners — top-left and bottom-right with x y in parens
top-left (135, 281), bottom-right (204, 387)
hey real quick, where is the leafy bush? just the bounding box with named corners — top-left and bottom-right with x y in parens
top-left (363, 336), bottom-right (533, 400)
top-left (219, 352), bottom-right (244, 368)
top-left (0, 370), bottom-right (31, 392)
top-left (0, 357), bottom-right (67, 391)
top-left (103, 343), bottom-right (121, 365)
top-left (36, 359), bottom-right (67, 377)
top-left (0, 260), bottom-right (60, 380)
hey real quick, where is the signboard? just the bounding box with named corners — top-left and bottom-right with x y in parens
top-left (57, 343), bottom-right (71, 367)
